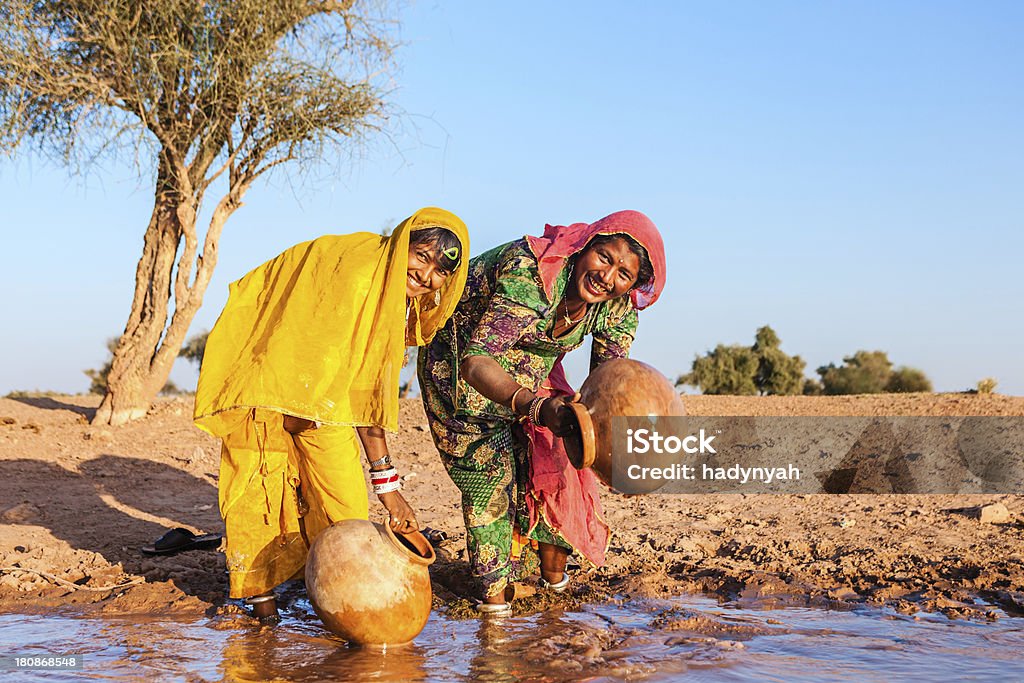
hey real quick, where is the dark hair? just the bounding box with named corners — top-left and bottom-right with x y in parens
top-left (584, 233), bottom-right (655, 290)
top-left (409, 226), bottom-right (462, 273)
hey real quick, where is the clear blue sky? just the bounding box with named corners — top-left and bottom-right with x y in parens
top-left (1, 1), bottom-right (1021, 396)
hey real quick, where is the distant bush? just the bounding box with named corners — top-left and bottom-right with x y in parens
top-left (5, 389), bottom-right (65, 399)
top-left (802, 378), bottom-right (823, 395)
top-left (678, 344), bottom-right (759, 395)
top-left (817, 350), bottom-right (933, 395)
top-left (817, 350), bottom-right (893, 395)
top-left (753, 326), bottom-right (806, 396)
top-left (180, 332), bottom-right (209, 369)
top-left (885, 366), bottom-right (933, 393)
top-left (679, 326), bottom-right (805, 396)
top-left (976, 378), bottom-right (998, 394)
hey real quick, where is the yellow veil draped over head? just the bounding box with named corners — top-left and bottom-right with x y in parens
top-left (193, 207), bottom-right (469, 437)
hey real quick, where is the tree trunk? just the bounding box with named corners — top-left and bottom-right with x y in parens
top-left (92, 159), bottom-right (236, 426)
top-left (93, 202), bottom-right (179, 423)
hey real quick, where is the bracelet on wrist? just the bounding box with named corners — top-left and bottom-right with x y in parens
top-left (528, 396), bottom-right (548, 426)
top-left (509, 386), bottom-right (529, 415)
top-left (369, 453), bottom-right (392, 470)
top-left (370, 467), bottom-right (402, 495)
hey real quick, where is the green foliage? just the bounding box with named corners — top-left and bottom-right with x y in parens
top-left (679, 326), bottom-right (806, 396)
top-left (817, 350), bottom-right (893, 395)
top-left (755, 348), bottom-right (807, 396)
top-left (181, 332), bottom-right (209, 369)
top-left (817, 351), bottom-right (932, 395)
top-left (976, 377), bottom-right (998, 394)
top-left (885, 366), bottom-right (933, 393)
top-left (802, 378), bottom-right (824, 395)
top-left (679, 344), bottom-right (759, 395)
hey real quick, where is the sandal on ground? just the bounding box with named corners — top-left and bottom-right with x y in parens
top-left (538, 574), bottom-right (571, 592)
top-left (422, 527), bottom-right (449, 546)
top-left (141, 527), bottom-right (222, 556)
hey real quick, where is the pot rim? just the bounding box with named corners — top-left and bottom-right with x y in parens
top-left (381, 523), bottom-right (436, 567)
top-left (565, 402), bottom-right (596, 470)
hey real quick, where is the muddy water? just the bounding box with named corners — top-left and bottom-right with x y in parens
top-left (2, 596), bottom-right (1022, 682)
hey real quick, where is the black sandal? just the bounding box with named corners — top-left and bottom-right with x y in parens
top-left (140, 528), bottom-right (222, 555)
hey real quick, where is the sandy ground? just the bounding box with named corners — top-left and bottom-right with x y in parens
top-left (0, 392), bottom-right (1022, 622)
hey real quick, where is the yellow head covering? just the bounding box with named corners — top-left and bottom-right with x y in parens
top-left (194, 207), bottom-right (469, 437)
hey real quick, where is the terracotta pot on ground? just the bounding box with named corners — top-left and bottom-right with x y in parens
top-left (564, 358), bottom-right (686, 494)
top-left (305, 519), bottom-right (435, 648)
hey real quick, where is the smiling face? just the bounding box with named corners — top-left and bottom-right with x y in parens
top-left (571, 235), bottom-right (641, 305)
top-left (406, 239), bottom-right (453, 299)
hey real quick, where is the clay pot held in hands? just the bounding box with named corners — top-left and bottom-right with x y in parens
top-left (305, 519), bottom-right (435, 648)
top-left (564, 358), bottom-right (686, 493)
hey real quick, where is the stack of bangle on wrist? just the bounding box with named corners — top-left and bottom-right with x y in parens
top-left (528, 396), bottom-right (547, 426)
top-left (371, 466), bottom-right (401, 495)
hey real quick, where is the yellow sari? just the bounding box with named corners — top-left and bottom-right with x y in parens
top-left (193, 207), bottom-right (468, 597)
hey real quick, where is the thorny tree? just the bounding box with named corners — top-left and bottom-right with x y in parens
top-left (0, 0), bottom-right (397, 424)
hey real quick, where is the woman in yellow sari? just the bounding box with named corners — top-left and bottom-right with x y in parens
top-left (193, 207), bottom-right (469, 624)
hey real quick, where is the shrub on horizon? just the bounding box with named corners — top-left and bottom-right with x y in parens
top-left (977, 378), bottom-right (998, 394)
top-left (885, 366), bottom-right (933, 393)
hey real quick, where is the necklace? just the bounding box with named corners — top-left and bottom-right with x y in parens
top-left (562, 297), bottom-right (587, 325)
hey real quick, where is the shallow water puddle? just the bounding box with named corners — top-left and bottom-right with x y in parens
top-left (1, 596), bottom-right (1022, 682)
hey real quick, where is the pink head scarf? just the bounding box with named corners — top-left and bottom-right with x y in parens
top-left (525, 210), bottom-right (666, 310)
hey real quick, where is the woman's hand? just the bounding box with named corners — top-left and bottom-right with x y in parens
top-left (539, 394), bottom-right (582, 437)
top-left (378, 490), bottom-right (418, 533)
top-left (282, 414), bottom-right (316, 434)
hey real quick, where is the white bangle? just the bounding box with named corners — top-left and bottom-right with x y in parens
top-left (373, 479), bottom-right (402, 495)
top-left (371, 467), bottom-right (401, 495)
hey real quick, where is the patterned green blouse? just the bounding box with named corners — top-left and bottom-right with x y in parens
top-left (427, 238), bottom-right (638, 421)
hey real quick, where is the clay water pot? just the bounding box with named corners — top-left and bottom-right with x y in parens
top-left (305, 519), bottom-right (435, 648)
top-left (564, 358), bottom-right (686, 494)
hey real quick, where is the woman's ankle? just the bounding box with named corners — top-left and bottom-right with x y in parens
top-left (245, 592), bottom-right (279, 622)
top-left (540, 568), bottom-right (565, 584)
top-left (482, 584), bottom-right (517, 605)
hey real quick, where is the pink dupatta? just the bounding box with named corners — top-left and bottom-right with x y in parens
top-left (522, 211), bottom-right (667, 566)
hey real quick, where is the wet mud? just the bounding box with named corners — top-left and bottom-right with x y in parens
top-left (0, 393), bottom-right (1022, 626)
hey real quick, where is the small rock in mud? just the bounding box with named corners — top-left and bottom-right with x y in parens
top-left (974, 503), bottom-right (1011, 524)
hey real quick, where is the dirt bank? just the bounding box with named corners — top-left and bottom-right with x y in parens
top-left (1, 393), bottom-right (1021, 621)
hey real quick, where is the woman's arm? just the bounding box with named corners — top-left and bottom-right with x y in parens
top-left (461, 355), bottom-right (578, 436)
top-left (356, 425), bottom-right (417, 532)
top-left (282, 418), bottom-right (417, 531)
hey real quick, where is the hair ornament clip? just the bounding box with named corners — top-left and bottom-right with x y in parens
top-left (443, 246), bottom-right (460, 260)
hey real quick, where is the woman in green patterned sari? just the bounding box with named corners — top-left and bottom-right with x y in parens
top-left (417, 210), bottom-right (666, 612)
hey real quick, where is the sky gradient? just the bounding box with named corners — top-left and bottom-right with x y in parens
top-left (1, 1), bottom-right (1021, 396)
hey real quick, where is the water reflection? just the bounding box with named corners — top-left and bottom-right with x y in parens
top-left (217, 628), bottom-right (430, 683)
top-left (1, 597), bottom-right (1022, 682)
